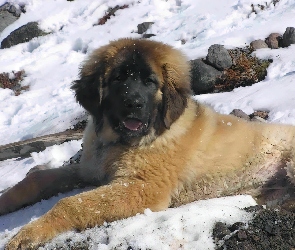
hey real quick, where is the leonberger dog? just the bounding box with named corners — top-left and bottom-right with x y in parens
top-left (1, 38), bottom-right (295, 249)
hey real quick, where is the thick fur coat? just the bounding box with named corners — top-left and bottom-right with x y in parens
top-left (2, 38), bottom-right (295, 249)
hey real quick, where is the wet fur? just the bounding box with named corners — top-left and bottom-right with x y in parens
top-left (2, 38), bottom-right (295, 249)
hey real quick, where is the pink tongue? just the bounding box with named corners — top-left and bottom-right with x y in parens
top-left (123, 119), bottom-right (142, 131)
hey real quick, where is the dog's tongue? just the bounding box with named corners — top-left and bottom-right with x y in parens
top-left (123, 119), bottom-right (142, 131)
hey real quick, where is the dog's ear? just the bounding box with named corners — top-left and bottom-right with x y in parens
top-left (161, 63), bottom-right (190, 129)
top-left (71, 74), bottom-right (100, 114)
top-left (71, 59), bottom-right (105, 129)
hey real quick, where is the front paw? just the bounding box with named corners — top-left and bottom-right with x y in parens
top-left (5, 224), bottom-right (50, 250)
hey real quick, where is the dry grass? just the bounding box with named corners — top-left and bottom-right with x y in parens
top-left (97, 5), bottom-right (129, 25)
top-left (250, 0), bottom-right (281, 15)
top-left (214, 48), bottom-right (270, 92)
top-left (0, 70), bottom-right (28, 95)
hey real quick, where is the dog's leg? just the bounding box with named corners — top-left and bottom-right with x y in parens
top-left (5, 178), bottom-right (171, 249)
top-left (0, 164), bottom-right (86, 215)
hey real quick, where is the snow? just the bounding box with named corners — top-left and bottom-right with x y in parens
top-left (0, 0), bottom-right (295, 249)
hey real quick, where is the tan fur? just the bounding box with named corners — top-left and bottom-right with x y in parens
top-left (4, 38), bottom-right (295, 249)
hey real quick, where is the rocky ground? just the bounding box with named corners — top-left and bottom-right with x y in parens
top-left (214, 206), bottom-right (295, 250)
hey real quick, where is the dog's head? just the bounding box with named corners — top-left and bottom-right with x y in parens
top-left (72, 38), bottom-right (191, 145)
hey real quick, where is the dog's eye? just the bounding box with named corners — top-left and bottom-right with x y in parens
top-left (145, 77), bottom-right (156, 85)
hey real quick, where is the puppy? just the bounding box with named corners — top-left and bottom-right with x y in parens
top-left (1, 38), bottom-right (295, 249)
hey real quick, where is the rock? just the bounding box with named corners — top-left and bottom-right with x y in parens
top-left (206, 44), bottom-right (232, 70)
top-left (213, 222), bottom-right (231, 240)
top-left (282, 27), bottom-right (295, 47)
top-left (0, 2), bottom-right (10, 11)
top-left (7, 4), bottom-right (22, 17)
top-left (230, 109), bottom-right (250, 121)
top-left (137, 22), bottom-right (154, 34)
top-left (229, 222), bottom-right (246, 232)
top-left (250, 39), bottom-right (268, 50)
top-left (142, 34), bottom-right (156, 39)
top-left (0, 2), bottom-right (24, 17)
top-left (265, 33), bottom-right (282, 49)
top-left (1, 21), bottom-right (48, 49)
top-left (190, 59), bottom-right (222, 94)
top-left (0, 10), bottom-right (18, 33)
top-left (249, 110), bottom-right (269, 120)
top-left (0, 2), bottom-right (24, 33)
top-left (237, 230), bottom-right (248, 240)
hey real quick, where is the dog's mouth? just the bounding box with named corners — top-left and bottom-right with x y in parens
top-left (123, 118), bottom-right (143, 131)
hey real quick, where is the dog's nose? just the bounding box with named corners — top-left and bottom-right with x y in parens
top-left (124, 97), bottom-right (144, 109)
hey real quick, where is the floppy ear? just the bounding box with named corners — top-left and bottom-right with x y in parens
top-left (161, 63), bottom-right (190, 129)
top-left (71, 74), bottom-right (100, 114)
top-left (71, 65), bottom-right (104, 130)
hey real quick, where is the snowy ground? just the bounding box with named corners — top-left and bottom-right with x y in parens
top-left (0, 0), bottom-right (295, 249)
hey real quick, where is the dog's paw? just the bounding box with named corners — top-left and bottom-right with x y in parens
top-left (5, 224), bottom-right (48, 250)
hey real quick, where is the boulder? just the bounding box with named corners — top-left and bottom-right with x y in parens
top-left (142, 34), bottom-right (156, 38)
top-left (0, 2), bottom-right (24, 33)
top-left (190, 59), bottom-right (222, 94)
top-left (137, 22), bottom-right (154, 34)
top-left (1, 21), bottom-right (48, 49)
top-left (0, 10), bottom-right (18, 33)
top-left (206, 44), bottom-right (232, 70)
top-left (265, 33), bottom-right (282, 49)
top-left (250, 39), bottom-right (268, 50)
top-left (230, 109), bottom-right (250, 121)
top-left (282, 27), bottom-right (295, 47)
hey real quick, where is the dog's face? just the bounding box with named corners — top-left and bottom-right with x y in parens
top-left (103, 52), bottom-right (159, 140)
top-left (72, 38), bottom-right (191, 145)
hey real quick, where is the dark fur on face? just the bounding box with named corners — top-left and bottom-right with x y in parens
top-left (72, 38), bottom-right (192, 145)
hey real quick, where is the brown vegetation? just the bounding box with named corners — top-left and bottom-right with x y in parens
top-left (97, 5), bottom-right (129, 25)
top-left (214, 48), bottom-right (270, 92)
top-left (0, 70), bottom-right (28, 95)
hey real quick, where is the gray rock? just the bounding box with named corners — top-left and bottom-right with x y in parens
top-left (206, 44), bottom-right (232, 70)
top-left (1, 21), bottom-right (48, 49)
top-left (8, 5), bottom-right (22, 17)
top-left (282, 27), bottom-right (295, 47)
top-left (137, 22), bottom-right (154, 34)
top-left (250, 39), bottom-right (268, 50)
top-left (230, 109), bottom-right (250, 121)
top-left (142, 34), bottom-right (156, 39)
top-left (0, 3), bottom-right (10, 11)
top-left (265, 33), bottom-right (282, 49)
top-left (0, 3), bottom-right (23, 17)
top-left (0, 10), bottom-right (18, 33)
top-left (190, 59), bottom-right (222, 94)
top-left (213, 222), bottom-right (231, 240)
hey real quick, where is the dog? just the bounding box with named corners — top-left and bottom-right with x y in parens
top-left (1, 38), bottom-right (295, 249)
